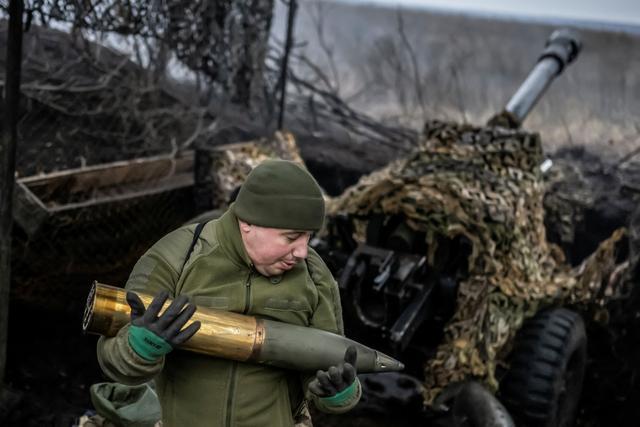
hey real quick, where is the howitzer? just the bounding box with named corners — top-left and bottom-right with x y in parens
top-left (488, 29), bottom-right (582, 128)
top-left (312, 28), bottom-right (587, 427)
top-left (83, 282), bottom-right (404, 373)
top-left (314, 29), bottom-right (583, 357)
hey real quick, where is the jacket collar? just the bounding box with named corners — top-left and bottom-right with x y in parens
top-left (215, 203), bottom-right (254, 269)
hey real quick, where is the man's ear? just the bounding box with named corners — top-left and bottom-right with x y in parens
top-left (238, 219), bottom-right (252, 233)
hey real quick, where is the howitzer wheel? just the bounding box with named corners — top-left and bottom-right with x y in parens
top-left (499, 308), bottom-right (586, 427)
top-left (433, 381), bottom-right (515, 427)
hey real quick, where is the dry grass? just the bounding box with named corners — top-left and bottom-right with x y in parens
top-left (273, 1), bottom-right (639, 160)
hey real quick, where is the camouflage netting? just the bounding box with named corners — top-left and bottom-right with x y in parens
top-left (192, 130), bottom-right (306, 215)
top-left (209, 131), bottom-right (305, 202)
top-left (326, 120), bottom-right (629, 404)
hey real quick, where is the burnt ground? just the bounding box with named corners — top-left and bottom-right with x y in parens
top-left (1, 135), bottom-right (640, 427)
top-left (2, 299), bottom-right (103, 427)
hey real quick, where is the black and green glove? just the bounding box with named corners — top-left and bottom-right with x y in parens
top-left (309, 346), bottom-right (358, 405)
top-left (126, 291), bottom-right (201, 361)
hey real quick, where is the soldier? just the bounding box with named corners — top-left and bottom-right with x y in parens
top-left (96, 159), bottom-right (360, 427)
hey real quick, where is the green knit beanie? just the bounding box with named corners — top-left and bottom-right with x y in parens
top-left (233, 159), bottom-right (325, 231)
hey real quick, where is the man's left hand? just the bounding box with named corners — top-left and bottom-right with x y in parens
top-left (309, 346), bottom-right (358, 397)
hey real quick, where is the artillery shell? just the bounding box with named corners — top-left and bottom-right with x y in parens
top-left (83, 282), bottom-right (404, 373)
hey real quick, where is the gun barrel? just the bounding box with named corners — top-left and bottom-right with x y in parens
top-left (83, 282), bottom-right (404, 373)
top-left (492, 29), bottom-right (582, 127)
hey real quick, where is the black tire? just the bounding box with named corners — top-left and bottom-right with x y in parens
top-left (499, 308), bottom-right (587, 427)
top-left (433, 381), bottom-right (514, 427)
top-left (453, 382), bottom-right (515, 427)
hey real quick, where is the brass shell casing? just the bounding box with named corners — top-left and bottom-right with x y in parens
top-left (83, 281), bottom-right (404, 373)
top-left (83, 282), bottom-right (265, 362)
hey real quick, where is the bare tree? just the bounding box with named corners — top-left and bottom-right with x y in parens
top-left (7, 0), bottom-right (276, 109)
top-left (305, 0), bottom-right (340, 93)
top-left (395, 9), bottom-right (427, 122)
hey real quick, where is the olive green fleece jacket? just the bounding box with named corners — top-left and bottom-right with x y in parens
top-left (96, 208), bottom-right (361, 427)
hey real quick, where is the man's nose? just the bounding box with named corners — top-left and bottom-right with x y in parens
top-left (292, 240), bottom-right (308, 259)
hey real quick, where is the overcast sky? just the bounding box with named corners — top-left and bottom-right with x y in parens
top-left (342, 0), bottom-right (640, 27)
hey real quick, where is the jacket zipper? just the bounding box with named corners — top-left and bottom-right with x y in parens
top-left (226, 270), bottom-right (252, 426)
top-left (242, 270), bottom-right (252, 314)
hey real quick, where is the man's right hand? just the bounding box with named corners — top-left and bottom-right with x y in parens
top-left (125, 291), bottom-right (201, 361)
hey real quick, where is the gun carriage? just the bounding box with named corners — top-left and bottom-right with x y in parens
top-left (311, 29), bottom-right (587, 427)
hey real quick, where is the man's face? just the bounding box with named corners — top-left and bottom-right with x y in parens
top-left (238, 220), bottom-right (312, 277)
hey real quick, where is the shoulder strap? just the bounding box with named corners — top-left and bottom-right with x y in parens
top-left (180, 221), bottom-right (208, 274)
